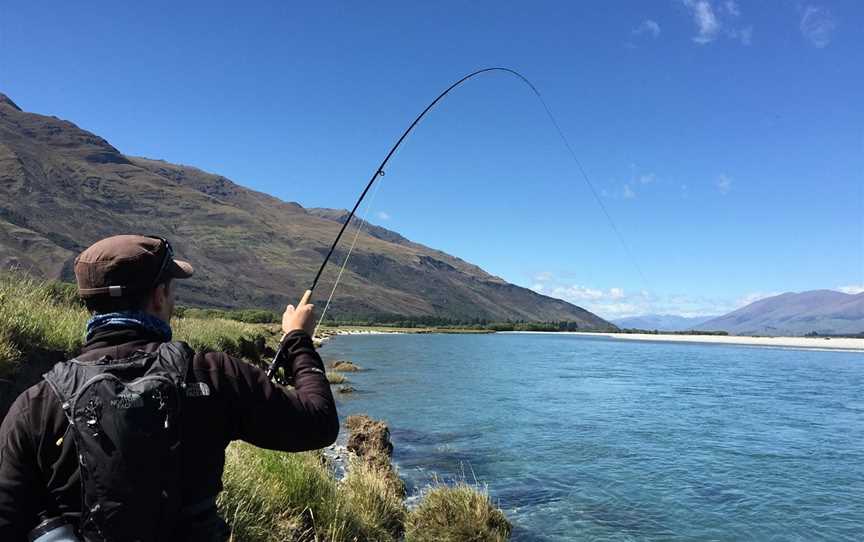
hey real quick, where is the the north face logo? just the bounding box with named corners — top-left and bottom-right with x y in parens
top-left (110, 392), bottom-right (144, 409)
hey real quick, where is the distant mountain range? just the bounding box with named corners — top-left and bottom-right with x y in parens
top-left (0, 93), bottom-right (614, 328)
top-left (695, 290), bottom-right (864, 336)
top-left (612, 314), bottom-right (717, 331)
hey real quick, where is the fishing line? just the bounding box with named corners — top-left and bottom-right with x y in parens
top-left (314, 113), bottom-right (421, 334)
top-left (531, 92), bottom-right (651, 292)
top-left (268, 67), bottom-right (648, 378)
top-left (314, 172), bottom-right (385, 336)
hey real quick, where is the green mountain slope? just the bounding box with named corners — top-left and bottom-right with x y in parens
top-left (0, 93), bottom-right (614, 328)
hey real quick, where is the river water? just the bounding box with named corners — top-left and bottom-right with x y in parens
top-left (319, 332), bottom-right (863, 541)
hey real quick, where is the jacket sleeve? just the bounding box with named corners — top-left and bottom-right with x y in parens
top-left (0, 391), bottom-right (43, 541)
top-left (219, 330), bottom-right (339, 451)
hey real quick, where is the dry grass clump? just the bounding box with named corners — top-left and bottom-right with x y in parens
top-left (405, 483), bottom-right (512, 542)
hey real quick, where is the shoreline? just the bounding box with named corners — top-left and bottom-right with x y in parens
top-left (503, 331), bottom-right (864, 352)
top-left (319, 326), bottom-right (864, 352)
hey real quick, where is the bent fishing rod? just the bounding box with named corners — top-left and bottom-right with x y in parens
top-left (266, 67), bottom-right (519, 379)
top-left (266, 66), bottom-right (643, 380)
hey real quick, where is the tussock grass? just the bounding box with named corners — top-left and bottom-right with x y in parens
top-left (218, 441), bottom-right (359, 541)
top-left (325, 371), bottom-right (347, 384)
top-left (340, 459), bottom-right (406, 541)
top-left (405, 482), bottom-right (512, 542)
top-left (219, 442), bottom-right (409, 542)
top-left (330, 360), bottom-right (362, 372)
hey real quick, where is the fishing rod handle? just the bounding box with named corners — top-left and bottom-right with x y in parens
top-left (277, 289), bottom-right (314, 340)
top-left (267, 290), bottom-right (314, 380)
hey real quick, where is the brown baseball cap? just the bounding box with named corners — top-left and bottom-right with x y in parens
top-left (75, 235), bottom-right (194, 298)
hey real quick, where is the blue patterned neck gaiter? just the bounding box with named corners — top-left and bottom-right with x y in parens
top-left (85, 311), bottom-right (173, 342)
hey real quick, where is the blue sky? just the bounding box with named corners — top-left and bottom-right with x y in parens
top-left (2, 1), bottom-right (862, 318)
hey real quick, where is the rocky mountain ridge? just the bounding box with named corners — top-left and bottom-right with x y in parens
top-left (0, 93), bottom-right (614, 329)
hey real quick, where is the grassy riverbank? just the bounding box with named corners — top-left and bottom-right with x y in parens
top-left (0, 273), bottom-right (511, 541)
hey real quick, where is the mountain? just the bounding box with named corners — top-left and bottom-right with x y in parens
top-left (695, 290), bottom-right (864, 336)
top-left (0, 93), bottom-right (614, 329)
top-left (612, 314), bottom-right (717, 331)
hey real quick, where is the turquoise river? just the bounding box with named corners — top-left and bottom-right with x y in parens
top-left (319, 332), bottom-right (863, 541)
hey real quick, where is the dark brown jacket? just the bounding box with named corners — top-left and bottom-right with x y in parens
top-left (0, 327), bottom-right (338, 540)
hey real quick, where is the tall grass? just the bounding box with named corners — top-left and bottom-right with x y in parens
top-left (0, 273), bottom-right (88, 378)
top-left (173, 317), bottom-right (276, 364)
top-left (218, 442), bottom-right (358, 541)
top-left (0, 272), bottom-right (277, 378)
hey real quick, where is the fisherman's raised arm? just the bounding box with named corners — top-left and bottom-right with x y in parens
top-left (218, 303), bottom-right (339, 451)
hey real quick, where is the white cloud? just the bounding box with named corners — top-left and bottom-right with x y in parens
top-left (716, 174), bottom-right (732, 194)
top-left (633, 19), bottom-right (661, 38)
top-left (838, 285), bottom-right (864, 295)
top-left (609, 287), bottom-right (626, 300)
top-left (682, 0), bottom-right (720, 44)
top-left (528, 273), bottom-right (749, 319)
top-left (376, 211), bottom-right (391, 220)
top-left (800, 5), bottom-right (836, 48)
top-left (681, 0), bottom-right (752, 45)
top-left (623, 184), bottom-right (636, 199)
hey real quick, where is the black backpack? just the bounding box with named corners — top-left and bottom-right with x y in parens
top-left (43, 342), bottom-right (192, 542)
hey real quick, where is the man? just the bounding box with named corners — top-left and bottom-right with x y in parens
top-left (0, 235), bottom-right (339, 541)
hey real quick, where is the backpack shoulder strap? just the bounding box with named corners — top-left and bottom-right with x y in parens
top-left (42, 358), bottom-right (87, 422)
top-left (152, 341), bottom-right (193, 387)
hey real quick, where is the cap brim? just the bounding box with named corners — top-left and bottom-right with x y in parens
top-left (167, 259), bottom-right (194, 279)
